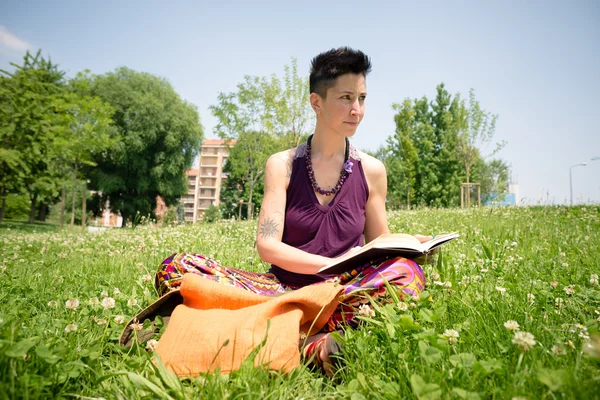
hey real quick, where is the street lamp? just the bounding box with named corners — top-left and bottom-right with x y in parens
top-left (569, 163), bottom-right (587, 206)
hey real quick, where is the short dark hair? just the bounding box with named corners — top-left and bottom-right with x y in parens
top-left (309, 47), bottom-right (372, 98)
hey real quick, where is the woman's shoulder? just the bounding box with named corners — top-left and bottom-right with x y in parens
top-left (355, 149), bottom-right (386, 177)
top-left (266, 147), bottom-right (298, 181)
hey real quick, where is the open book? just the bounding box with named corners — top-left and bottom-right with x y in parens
top-left (317, 232), bottom-right (460, 275)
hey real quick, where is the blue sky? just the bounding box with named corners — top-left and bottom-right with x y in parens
top-left (1, 0), bottom-right (599, 205)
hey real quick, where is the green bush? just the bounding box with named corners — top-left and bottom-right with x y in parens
top-left (203, 204), bottom-right (222, 223)
top-left (4, 193), bottom-right (30, 219)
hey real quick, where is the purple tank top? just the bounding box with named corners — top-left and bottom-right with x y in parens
top-left (269, 143), bottom-right (368, 286)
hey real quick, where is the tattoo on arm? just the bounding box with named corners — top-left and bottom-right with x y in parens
top-left (259, 218), bottom-right (279, 239)
top-left (276, 156), bottom-right (292, 178)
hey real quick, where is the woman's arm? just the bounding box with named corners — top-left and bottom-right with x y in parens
top-left (361, 153), bottom-right (391, 243)
top-left (256, 151), bottom-right (332, 275)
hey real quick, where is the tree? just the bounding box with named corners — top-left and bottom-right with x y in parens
top-left (221, 131), bottom-right (277, 219)
top-left (211, 58), bottom-right (313, 217)
top-left (51, 83), bottom-right (115, 225)
top-left (88, 67), bottom-right (204, 225)
top-left (389, 85), bottom-right (464, 208)
top-left (455, 89), bottom-right (501, 185)
top-left (0, 50), bottom-right (66, 223)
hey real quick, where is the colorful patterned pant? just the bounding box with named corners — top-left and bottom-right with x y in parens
top-left (155, 253), bottom-right (425, 332)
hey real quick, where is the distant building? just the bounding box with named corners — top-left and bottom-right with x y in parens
top-left (485, 182), bottom-right (520, 206)
top-left (182, 139), bottom-right (235, 222)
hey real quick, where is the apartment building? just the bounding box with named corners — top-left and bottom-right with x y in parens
top-left (182, 139), bottom-right (236, 222)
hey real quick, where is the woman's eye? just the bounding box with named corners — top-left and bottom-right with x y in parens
top-left (359, 95), bottom-right (366, 101)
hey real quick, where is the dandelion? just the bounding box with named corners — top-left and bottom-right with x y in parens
top-left (64, 323), bottom-right (78, 333)
top-left (590, 274), bottom-right (599, 286)
top-left (397, 302), bottom-right (408, 312)
top-left (146, 339), bottom-right (159, 352)
top-left (563, 285), bottom-right (575, 296)
top-left (127, 298), bottom-right (138, 307)
top-left (358, 304), bottom-right (376, 317)
top-left (101, 297), bottom-right (116, 310)
top-left (443, 329), bottom-right (460, 344)
top-left (495, 286), bottom-right (506, 294)
top-left (527, 293), bottom-right (535, 303)
top-left (65, 298), bottom-right (80, 310)
top-left (113, 288), bottom-right (121, 296)
top-left (47, 300), bottom-right (57, 307)
top-left (101, 290), bottom-right (108, 298)
top-left (504, 320), bottom-right (520, 331)
top-left (512, 331), bottom-right (536, 351)
top-left (88, 297), bottom-right (100, 306)
top-left (114, 315), bottom-right (125, 324)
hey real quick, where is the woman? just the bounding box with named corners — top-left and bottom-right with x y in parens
top-left (254, 47), bottom-right (428, 375)
top-left (147, 47), bottom-right (428, 377)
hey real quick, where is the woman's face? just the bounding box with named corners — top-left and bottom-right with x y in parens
top-left (318, 73), bottom-right (367, 138)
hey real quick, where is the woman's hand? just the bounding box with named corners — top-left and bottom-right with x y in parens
top-left (414, 234), bottom-right (433, 243)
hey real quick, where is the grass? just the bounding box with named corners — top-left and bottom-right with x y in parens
top-left (0, 206), bottom-right (599, 399)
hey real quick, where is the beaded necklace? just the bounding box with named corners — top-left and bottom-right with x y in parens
top-left (305, 134), bottom-right (354, 196)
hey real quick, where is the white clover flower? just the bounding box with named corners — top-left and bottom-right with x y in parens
top-left (142, 274), bottom-right (153, 283)
top-left (443, 329), bottom-right (460, 344)
top-left (527, 293), bottom-right (535, 303)
top-left (397, 302), bottom-right (408, 312)
top-left (564, 286), bottom-right (575, 296)
top-left (88, 297), bottom-right (100, 306)
top-left (358, 304), bottom-right (376, 317)
top-left (512, 331), bottom-right (536, 351)
top-left (433, 281), bottom-right (444, 286)
top-left (101, 297), bottom-right (116, 310)
top-left (496, 286), bottom-right (506, 294)
top-left (113, 288), bottom-right (121, 296)
top-left (146, 339), bottom-right (158, 352)
top-left (480, 268), bottom-right (488, 273)
top-left (552, 344), bottom-right (566, 355)
top-left (504, 320), bottom-right (520, 331)
top-left (127, 298), bottom-right (138, 307)
top-left (0, 265), bottom-right (6, 272)
top-left (130, 321), bottom-right (143, 331)
top-left (101, 290), bottom-right (108, 298)
top-left (590, 274), bottom-right (599, 286)
top-left (47, 300), bottom-right (57, 307)
top-left (431, 272), bottom-right (440, 281)
top-left (444, 281), bottom-right (452, 288)
top-left (562, 262), bottom-right (569, 268)
top-left (65, 298), bottom-right (80, 310)
top-left (94, 317), bottom-right (107, 326)
top-left (64, 323), bottom-right (78, 333)
top-left (114, 315), bottom-right (125, 324)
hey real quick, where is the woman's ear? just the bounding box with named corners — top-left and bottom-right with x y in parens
top-left (310, 92), bottom-right (322, 115)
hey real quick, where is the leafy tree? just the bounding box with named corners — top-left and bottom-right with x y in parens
top-left (0, 50), bottom-right (65, 223)
top-left (221, 131), bottom-right (278, 219)
top-left (87, 67), bottom-right (203, 226)
top-left (211, 59), bottom-right (313, 217)
top-left (455, 88), bottom-right (502, 184)
top-left (389, 85), bottom-right (463, 208)
top-left (51, 82), bottom-right (115, 225)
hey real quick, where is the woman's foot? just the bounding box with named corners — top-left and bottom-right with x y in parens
top-left (301, 332), bottom-right (343, 377)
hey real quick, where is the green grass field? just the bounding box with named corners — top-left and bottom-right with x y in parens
top-left (1, 206), bottom-right (599, 399)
